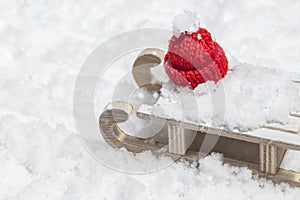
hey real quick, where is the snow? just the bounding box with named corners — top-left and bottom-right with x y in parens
top-left (152, 64), bottom-right (300, 131)
top-left (282, 150), bottom-right (300, 172)
top-left (1, 0), bottom-right (300, 199)
top-left (172, 10), bottom-right (200, 37)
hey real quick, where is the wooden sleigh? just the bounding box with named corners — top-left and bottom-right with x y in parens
top-left (99, 48), bottom-right (300, 187)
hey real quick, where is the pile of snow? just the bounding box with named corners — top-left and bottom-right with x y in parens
top-left (153, 64), bottom-right (300, 131)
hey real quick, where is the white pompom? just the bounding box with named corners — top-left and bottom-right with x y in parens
top-left (172, 10), bottom-right (200, 37)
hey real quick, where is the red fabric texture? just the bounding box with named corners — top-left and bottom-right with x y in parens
top-left (164, 28), bottom-right (228, 89)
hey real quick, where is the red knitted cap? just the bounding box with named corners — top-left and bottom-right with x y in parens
top-left (164, 12), bottom-right (228, 89)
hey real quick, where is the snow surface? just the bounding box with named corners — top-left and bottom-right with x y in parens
top-left (152, 64), bottom-right (300, 131)
top-left (1, 0), bottom-right (300, 199)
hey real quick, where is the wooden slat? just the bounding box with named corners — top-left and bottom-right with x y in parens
top-left (291, 111), bottom-right (300, 118)
top-left (137, 104), bottom-right (300, 151)
top-left (263, 116), bottom-right (300, 134)
top-left (250, 128), bottom-right (300, 151)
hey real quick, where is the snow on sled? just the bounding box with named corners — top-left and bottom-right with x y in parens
top-left (99, 48), bottom-right (300, 187)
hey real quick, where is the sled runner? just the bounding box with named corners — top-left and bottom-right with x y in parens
top-left (99, 48), bottom-right (300, 187)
